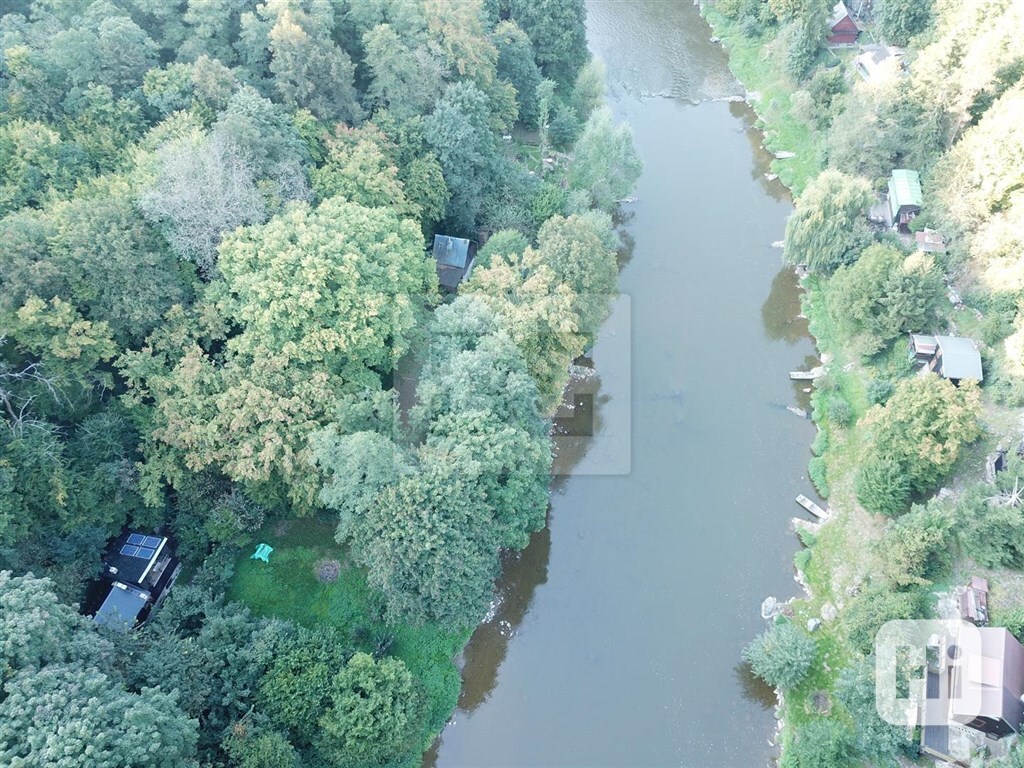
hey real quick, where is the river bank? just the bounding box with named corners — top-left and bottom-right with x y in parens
top-left (701, 4), bottom-right (1024, 766)
top-left (695, 8), bottom-right (850, 760)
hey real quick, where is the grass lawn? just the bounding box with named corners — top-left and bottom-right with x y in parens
top-left (701, 7), bottom-right (824, 194)
top-left (228, 518), bottom-right (471, 737)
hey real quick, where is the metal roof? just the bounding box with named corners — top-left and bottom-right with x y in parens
top-left (889, 169), bottom-right (923, 210)
top-left (432, 235), bottom-right (472, 269)
top-left (935, 335), bottom-right (983, 381)
top-left (95, 582), bottom-right (149, 630)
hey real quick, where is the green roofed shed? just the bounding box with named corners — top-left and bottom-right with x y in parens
top-left (888, 169), bottom-right (922, 226)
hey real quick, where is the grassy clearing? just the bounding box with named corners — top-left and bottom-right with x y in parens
top-left (701, 7), bottom-right (824, 193)
top-left (228, 518), bottom-right (469, 736)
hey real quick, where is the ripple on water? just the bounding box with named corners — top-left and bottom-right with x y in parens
top-left (588, 0), bottom-right (743, 105)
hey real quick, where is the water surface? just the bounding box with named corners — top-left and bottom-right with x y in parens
top-left (430, 3), bottom-right (820, 765)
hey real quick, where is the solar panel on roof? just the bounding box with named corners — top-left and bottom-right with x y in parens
top-left (143, 536), bottom-right (161, 549)
top-left (127, 533), bottom-right (145, 546)
top-left (121, 545), bottom-right (140, 557)
top-left (137, 547), bottom-right (155, 560)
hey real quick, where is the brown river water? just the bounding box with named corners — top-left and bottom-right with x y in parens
top-left (428, 2), bottom-right (822, 765)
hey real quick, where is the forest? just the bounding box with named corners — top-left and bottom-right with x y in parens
top-left (0, 1), bottom-right (642, 766)
top-left (706, 0), bottom-right (1024, 766)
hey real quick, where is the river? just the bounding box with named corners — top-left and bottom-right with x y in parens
top-left (428, 2), bottom-right (821, 766)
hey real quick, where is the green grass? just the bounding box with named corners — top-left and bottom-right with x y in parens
top-left (228, 518), bottom-right (470, 737)
top-left (701, 8), bottom-right (824, 194)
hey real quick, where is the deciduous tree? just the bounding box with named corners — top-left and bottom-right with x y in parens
top-left (783, 170), bottom-right (873, 272)
top-left (568, 107), bottom-right (642, 212)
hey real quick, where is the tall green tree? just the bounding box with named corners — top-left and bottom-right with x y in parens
top-left (465, 247), bottom-right (586, 411)
top-left (783, 170), bottom-right (873, 272)
top-left (355, 454), bottom-right (498, 627)
top-left (493, 20), bottom-right (543, 126)
top-left (536, 213), bottom-right (619, 344)
top-left (425, 81), bottom-right (499, 233)
top-left (508, 0), bottom-right (588, 90)
top-left (263, 0), bottom-right (361, 123)
top-left (828, 244), bottom-right (945, 352)
top-left (857, 375), bottom-right (981, 512)
top-left (876, 0), bottom-right (933, 46)
top-left (743, 622), bottom-right (817, 691)
top-left (315, 653), bottom-right (425, 768)
top-left (362, 23), bottom-right (446, 121)
top-left (568, 107), bottom-right (643, 212)
top-left (0, 665), bottom-right (197, 767)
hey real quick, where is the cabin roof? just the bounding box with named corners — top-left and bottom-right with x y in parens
top-left (854, 45), bottom-right (900, 80)
top-left (94, 582), bottom-right (149, 630)
top-left (935, 335), bottom-right (983, 381)
top-left (889, 169), bottom-right (923, 209)
top-left (916, 228), bottom-right (947, 253)
top-left (950, 628), bottom-right (1024, 730)
top-left (910, 333), bottom-right (938, 353)
top-left (103, 532), bottom-right (168, 586)
top-left (828, 1), bottom-right (853, 28)
top-left (432, 234), bottom-right (472, 269)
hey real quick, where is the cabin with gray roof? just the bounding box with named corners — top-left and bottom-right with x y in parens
top-left (432, 234), bottom-right (475, 291)
top-left (854, 44), bottom-right (902, 82)
top-left (922, 626), bottom-right (1024, 765)
top-left (930, 335), bottom-right (983, 383)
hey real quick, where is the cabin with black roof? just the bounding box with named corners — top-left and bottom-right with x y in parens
top-left (91, 531), bottom-right (181, 630)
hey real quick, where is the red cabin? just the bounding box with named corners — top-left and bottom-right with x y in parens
top-left (826, 1), bottom-right (859, 45)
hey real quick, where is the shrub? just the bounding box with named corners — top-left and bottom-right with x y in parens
top-left (807, 66), bottom-right (847, 128)
top-left (834, 661), bottom-right (916, 765)
top-left (842, 584), bottom-right (926, 654)
top-left (781, 719), bottom-right (856, 768)
top-left (794, 548), bottom-right (811, 573)
top-left (810, 429), bottom-right (829, 457)
top-left (876, 501), bottom-right (953, 587)
top-left (855, 455), bottom-right (911, 516)
top-left (809, 456), bottom-right (829, 497)
top-left (743, 621), bottom-right (817, 691)
top-left (866, 378), bottom-right (893, 406)
top-left (992, 606), bottom-right (1024, 645)
top-left (826, 397), bottom-right (852, 427)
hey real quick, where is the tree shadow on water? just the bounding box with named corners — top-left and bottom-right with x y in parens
top-left (735, 659), bottom-right (777, 711)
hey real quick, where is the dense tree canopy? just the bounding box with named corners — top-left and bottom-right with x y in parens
top-left (828, 244), bottom-right (945, 352)
top-left (0, 0), bottom-right (636, 763)
top-left (856, 375), bottom-right (981, 514)
top-left (123, 198), bottom-right (436, 509)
